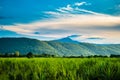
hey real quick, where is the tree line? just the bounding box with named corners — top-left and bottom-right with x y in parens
top-left (63, 54), bottom-right (120, 58)
top-left (0, 51), bottom-right (56, 58)
top-left (0, 51), bottom-right (120, 58)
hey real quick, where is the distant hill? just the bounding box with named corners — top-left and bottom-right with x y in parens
top-left (0, 37), bottom-right (120, 56)
top-left (52, 37), bottom-right (79, 43)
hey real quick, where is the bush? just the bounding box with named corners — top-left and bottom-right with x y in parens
top-left (14, 51), bottom-right (20, 57)
top-left (27, 52), bottom-right (34, 58)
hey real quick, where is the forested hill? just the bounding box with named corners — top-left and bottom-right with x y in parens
top-left (0, 38), bottom-right (120, 56)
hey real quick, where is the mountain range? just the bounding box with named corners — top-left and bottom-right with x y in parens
top-left (0, 37), bottom-right (120, 56)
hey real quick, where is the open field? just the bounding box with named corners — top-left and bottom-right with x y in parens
top-left (0, 58), bottom-right (120, 80)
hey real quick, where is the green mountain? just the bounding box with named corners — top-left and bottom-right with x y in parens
top-left (0, 38), bottom-right (120, 56)
top-left (53, 37), bottom-right (79, 44)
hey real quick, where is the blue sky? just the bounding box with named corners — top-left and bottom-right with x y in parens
top-left (0, 0), bottom-right (120, 44)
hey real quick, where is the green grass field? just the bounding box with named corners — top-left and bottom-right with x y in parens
top-left (0, 58), bottom-right (120, 80)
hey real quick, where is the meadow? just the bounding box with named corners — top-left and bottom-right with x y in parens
top-left (0, 58), bottom-right (120, 80)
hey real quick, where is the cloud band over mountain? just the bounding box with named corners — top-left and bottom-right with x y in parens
top-left (0, 0), bottom-right (120, 44)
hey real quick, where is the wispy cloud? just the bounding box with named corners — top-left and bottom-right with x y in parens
top-left (46, 2), bottom-right (105, 16)
top-left (86, 37), bottom-right (105, 40)
top-left (3, 2), bottom-right (120, 43)
top-left (56, 4), bottom-right (73, 13)
top-left (68, 35), bottom-right (82, 38)
top-left (74, 2), bottom-right (91, 6)
top-left (55, 1), bottom-right (91, 13)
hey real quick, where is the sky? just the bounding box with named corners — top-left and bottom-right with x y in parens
top-left (0, 0), bottom-right (120, 44)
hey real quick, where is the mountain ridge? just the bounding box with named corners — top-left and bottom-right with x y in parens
top-left (52, 37), bottom-right (79, 44)
top-left (0, 37), bottom-right (120, 56)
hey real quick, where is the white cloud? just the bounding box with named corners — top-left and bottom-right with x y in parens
top-left (4, 14), bottom-right (120, 42)
top-left (56, 4), bottom-right (73, 13)
top-left (74, 2), bottom-right (91, 6)
top-left (63, 5), bottom-right (73, 11)
top-left (3, 2), bottom-right (120, 43)
top-left (74, 7), bottom-right (105, 15)
top-left (75, 2), bottom-right (86, 6)
top-left (44, 11), bottom-right (62, 16)
top-left (54, 2), bottom-right (103, 16)
top-left (73, 31), bottom-right (120, 44)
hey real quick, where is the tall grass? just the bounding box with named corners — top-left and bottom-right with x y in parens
top-left (0, 58), bottom-right (120, 80)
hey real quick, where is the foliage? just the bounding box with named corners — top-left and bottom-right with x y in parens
top-left (27, 52), bottom-right (34, 58)
top-left (14, 51), bottom-right (20, 57)
top-left (0, 58), bottom-right (120, 80)
top-left (110, 54), bottom-right (120, 58)
top-left (0, 38), bottom-right (120, 56)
